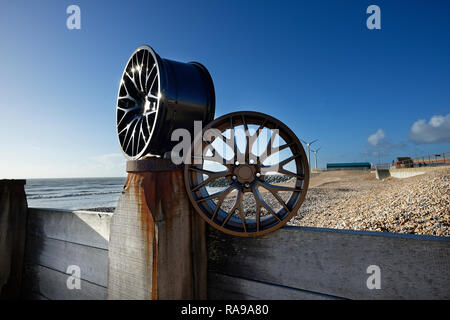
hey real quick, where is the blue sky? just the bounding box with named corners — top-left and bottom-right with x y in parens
top-left (0, 0), bottom-right (449, 178)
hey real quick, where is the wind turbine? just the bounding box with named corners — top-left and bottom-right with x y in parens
top-left (311, 147), bottom-right (321, 169)
top-left (300, 139), bottom-right (318, 170)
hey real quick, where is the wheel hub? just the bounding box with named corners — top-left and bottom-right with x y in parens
top-left (234, 164), bottom-right (256, 184)
top-left (142, 95), bottom-right (155, 114)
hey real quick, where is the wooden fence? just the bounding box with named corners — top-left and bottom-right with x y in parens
top-left (0, 180), bottom-right (28, 298)
top-left (21, 208), bottom-right (450, 299)
top-left (207, 227), bottom-right (450, 299)
top-left (21, 208), bottom-right (111, 300)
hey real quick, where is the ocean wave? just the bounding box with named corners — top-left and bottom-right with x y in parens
top-left (28, 190), bottom-right (122, 199)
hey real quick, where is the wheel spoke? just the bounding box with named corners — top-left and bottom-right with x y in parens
top-left (258, 180), bottom-right (302, 192)
top-left (201, 140), bottom-right (227, 164)
top-left (138, 121), bottom-right (147, 146)
top-left (191, 170), bottom-right (228, 192)
top-left (260, 165), bottom-right (305, 180)
top-left (149, 71), bottom-right (158, 93)
top-left (131, 119), bottom-right (142, 156)
top-left (241, 114), bottom-right (249, 132)
top-left (124, 116), bottom-right (140, 153)
top-left (278, 142), bottom-right (295, 152)
top-left (204, 133), bottom-right (236, 164)
top-left (221, 190), bottom-right (244, 228)
top-left (230, 116), bottom-right (241, 163)
top-left (236, 194), bottom-right (247, 233)
top-left (251, 187), bottom-right (262, 232)
top-left (256, 181), bottom-right (291, 213)
top-left (196, 184), bottom-right (236, 203)
top-left (249, 118), bottom-right (267, 151)
top-left (278, 168), bottom-right (305, 180)
top-left (252, 186), bottom-right (281, 222)
top-left (259, 128), bottom-right (278, 161)
top-left (125, 71), bottom-right (140, 94)
top-left (190, 166), bottom-right (226, 176)
top-left (262, 201), bottom-right (282, 222)
top-left (261, 154), bottom-right (301, 173)
top-left (211, 196), bottom-right (225, 221)
top-left (242, 115), bottom-right (250, 163)
top-left (136, 118), bottom-right (145, 156)
top-left (147, 92), bottom-right (159, 100)
top-left (279, 154), bottom-right (300, 167)
top-left (146, 64), bottom-right (156, 87)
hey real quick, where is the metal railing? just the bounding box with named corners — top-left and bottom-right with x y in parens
top-left (374, 163), bottom-right (391, 170)
top-left (394, 151), bottom-right (450, 168)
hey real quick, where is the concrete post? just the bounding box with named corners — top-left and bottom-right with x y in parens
top-left (107, 159), bottom-right (207, 300)
top-left (0, 180), bottom-right (28, 299)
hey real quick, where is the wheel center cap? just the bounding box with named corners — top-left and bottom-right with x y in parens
top-left (235, 165), bottom-right (255, 183)
top-left (143, 99), bottom-right (151, 113)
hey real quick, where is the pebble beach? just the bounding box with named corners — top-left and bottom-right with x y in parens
top-left (290, 168), bottom-right (450, 236)
top-left (88, 167), bottom-right (450, 237)
top-left (208, 167), bottom-right (450, 236)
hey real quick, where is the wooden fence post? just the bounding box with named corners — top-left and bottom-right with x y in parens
top-left (0, 180), bottom-right (28, 299)
top-left (107, 158), bottom-right (207, 299)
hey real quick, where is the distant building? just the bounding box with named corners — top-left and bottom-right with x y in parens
top-left (326, 162), bottom-right (371, 170)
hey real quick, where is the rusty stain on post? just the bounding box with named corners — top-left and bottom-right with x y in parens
top-left (108, 159), bottom-right (207, 299)
top-left (140, 170), bottom-right (185, 299)
top-left (136, 173), bottom-right (158, 300)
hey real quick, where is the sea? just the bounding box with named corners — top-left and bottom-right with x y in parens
top-left (25, 177), bottom-right (127, 210)
top-left (24, 176), bottom-right (272, 210)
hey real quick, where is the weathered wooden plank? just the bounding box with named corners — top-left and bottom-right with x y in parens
top-left (25, 235), bottom-right (108, 287)
top-left (208, 273), bottom-right (339, 300)
top-left (27, 208), bottom-right (111, 250)
top-left (0, 180), bottom-right (28, 299)
top-left (207, 226), bottom-right (450, 299)
top-left (22, 264), bottom-right (106, 300)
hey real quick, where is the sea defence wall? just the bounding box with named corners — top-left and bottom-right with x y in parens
top-left (375, 168), bottom-right (391, 180)
top-left (375, 165), bottom-right (450, 180)
top-left (388, 166), bottom-right (445, 178)
top-left (20, 208), bottom-right (450, 299)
